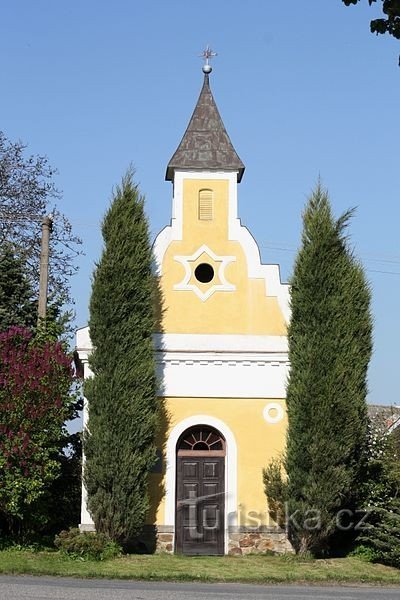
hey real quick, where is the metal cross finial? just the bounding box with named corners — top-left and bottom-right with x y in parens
top-left (200, 45), bottom-right (217, 74)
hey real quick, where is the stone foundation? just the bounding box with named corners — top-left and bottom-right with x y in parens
top-left (155, 526), bottom-right (175, 553)
top-left (227, 527), bottom-right (293, 555)
top-left (79, 524), bottom-right (292, 555)
top-left (153, 526), bottom-right (292, 555)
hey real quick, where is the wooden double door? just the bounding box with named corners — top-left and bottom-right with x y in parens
top-left (176, 455), bottom-right (225, 555)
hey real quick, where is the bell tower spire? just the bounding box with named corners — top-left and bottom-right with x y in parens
top-left (165, 49), bottom-right (245, 183)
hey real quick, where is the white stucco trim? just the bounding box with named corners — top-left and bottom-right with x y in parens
top-left (263, 402), bottom-right (285, 424)
top-left (153, 332), bottom-right (289, 399)
top-left (75, 328), bottom-right (95, 530)
top-left (76, 325), bottom-right (92, 352)
top-left (78, 330), bottom-right (289, 355)
top-left (227, 174), bottom-right (290, 322)
top-left (76, 329), bottom-right (289, 399)
top-left (154, 333), bottom-right (288, 353)
top-left (155, 357), bottom-right (289, 398)
top-left (154, 172), bottom-right (238, 276)
top-left (174, 243), bottom-right (236, 301)
top-left (80, 396), bottom-right (95, 530)
top-left (164, 415), bottom-right (238, 554)
top-left (152, 226), bottom-right (173, 276)
top-left (152, 170), bottom-right (290, 323)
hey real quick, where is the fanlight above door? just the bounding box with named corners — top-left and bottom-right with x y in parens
top-left (177, 426), bottom-right (225, 455)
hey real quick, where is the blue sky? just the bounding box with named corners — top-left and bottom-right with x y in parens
top-left (1, 1), bottom-right (399, 406)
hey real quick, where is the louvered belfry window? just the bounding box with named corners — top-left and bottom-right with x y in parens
top-left (198, 189), bottom-right (213, 220)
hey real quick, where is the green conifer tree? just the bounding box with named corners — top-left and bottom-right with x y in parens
top-left (284, 183), bottom-right (372, 555)
top-left (0, 244), bottom-right (36, 332)
top-left (84, 170), bottom-right (159, 547)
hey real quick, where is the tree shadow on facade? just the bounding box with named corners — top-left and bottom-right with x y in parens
top-left (129, 265), bottom-right (170, 553)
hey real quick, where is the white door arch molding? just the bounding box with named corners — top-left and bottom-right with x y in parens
top-left (164, 414), bottom-right (238, 553)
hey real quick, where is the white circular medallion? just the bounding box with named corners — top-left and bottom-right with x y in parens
top-left (263, 402), bottom-right (284, 424)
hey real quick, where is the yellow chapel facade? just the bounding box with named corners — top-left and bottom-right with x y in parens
top-left (77, 64), bottom-right (291, 555)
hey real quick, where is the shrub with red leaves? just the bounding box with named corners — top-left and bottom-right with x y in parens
top-left (0, 326), bottom-right (75, 527)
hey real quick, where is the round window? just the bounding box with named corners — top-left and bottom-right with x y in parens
top-left (194, 263), bottom-right (214, 284)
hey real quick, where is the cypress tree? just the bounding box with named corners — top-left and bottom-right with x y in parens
top-left (84, 170), bottom-right (159, 547)
top-left (285, 183), bottom-right (372, 555)
top-left (0, 244), bottom-right (36, 332)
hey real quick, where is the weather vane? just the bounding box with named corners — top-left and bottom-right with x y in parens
top-left (200, 45), bottom-right (217, 74)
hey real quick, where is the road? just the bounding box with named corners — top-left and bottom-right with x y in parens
top-left (0, 577), bottom-right (400, 600)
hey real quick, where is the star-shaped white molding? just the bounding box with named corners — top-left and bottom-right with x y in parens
top-left (174, 244), bottom-right (236, 301)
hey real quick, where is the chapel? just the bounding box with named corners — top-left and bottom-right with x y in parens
top-left (77, 55), bottom-right (291, 555)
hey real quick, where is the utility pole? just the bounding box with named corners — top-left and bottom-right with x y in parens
top-left (37, 215), bottom-right (52, 325)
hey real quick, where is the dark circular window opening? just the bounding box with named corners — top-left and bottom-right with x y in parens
top-left (195, 263), bottom-right (214, 284)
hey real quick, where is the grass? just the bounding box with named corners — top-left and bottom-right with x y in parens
top-left (0, 551), bottom-right (399, 585)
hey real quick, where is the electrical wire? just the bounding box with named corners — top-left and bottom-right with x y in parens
top-left (1, 213), bottom-right (399, 275)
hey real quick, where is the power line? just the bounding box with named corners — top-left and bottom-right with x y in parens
top-left (0, 211), bottom-right (45, 223)
top-left (367, 269), bottom-right (400, 276)
top-left (261, 242), bottom-right (400, 269)
top-left (1, 213), bottom-right (400, 276)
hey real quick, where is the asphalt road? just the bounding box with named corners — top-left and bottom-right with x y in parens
top-left (1, 577), bottom-right (400, 600)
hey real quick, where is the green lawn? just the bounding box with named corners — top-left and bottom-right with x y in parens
top-left (0, 551), bottom-right (399, 585)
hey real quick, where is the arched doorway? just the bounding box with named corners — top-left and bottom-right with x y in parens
top-left (175, 425), bottom-right (225, 555)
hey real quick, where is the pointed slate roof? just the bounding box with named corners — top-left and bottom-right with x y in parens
top-left (166, 73), bottom-right (245, 182)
